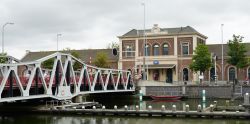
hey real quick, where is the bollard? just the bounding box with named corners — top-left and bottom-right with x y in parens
top-left (92, 106), bottom-right (96, 110)
top-left (172, 105), bottom-right (176, 112)
top-left (185, 105), bottom-right (190, 112)
top-left (210, 104), bottom-right (214, 112)
top-left (114, 105), bottom-right (117, 110)
top-left (161, 105), bottom-right (166, 111)
top-left (81, 106), bottom-right (85, 109)
top-left (135, 105), bottom-right (139, 111)
top-left (244, 93), bottom-right (249, 105)
top-left (197, 104), bottom-right (202, 112)
top-left (148, 105), bottom-right (152, 111)
top-left (124, 105), bottom-right (128, 111)
top-left (102, 106), bottom-right (106, 110)
top-left (214, 101), bottom-right (217, 108)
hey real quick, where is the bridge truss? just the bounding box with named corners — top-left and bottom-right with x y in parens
top-left (0, 52), bottom-right (134, 102)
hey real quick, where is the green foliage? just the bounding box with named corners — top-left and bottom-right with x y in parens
top-left (71, 51), bottom-right (82, 70)
top-left (107, 41), bottom-right (119, 50)
top-left (93, 52), bottom-right (109, 68)
top-left (189, 44), bottom-right (212, 73)
top-left (42, 58), bottom-right (54, 69)
top-left (0, 53), bottom-right (7, 63)
top-left (227, 35), bottom-right (248, 69)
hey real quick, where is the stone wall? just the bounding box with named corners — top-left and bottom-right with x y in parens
top-left (145, 86), bottom-right (250, 99)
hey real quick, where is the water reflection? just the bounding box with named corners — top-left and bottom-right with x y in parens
top-left (0, 115), bottom-right (249, 124)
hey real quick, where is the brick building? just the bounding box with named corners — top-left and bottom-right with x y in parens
top-left (118, 24), bottom-right (250, 84)
top-left (118, 24), bottom-right (207, 83)
top-left (21, 49), bottom-right (118, 69)
top-left (204, 44), bottom-right (250, 83)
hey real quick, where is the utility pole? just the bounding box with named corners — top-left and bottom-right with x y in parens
top-left (221, 24), bottom-right (224, 83)
top-left (141, 3), bottom-right (146, 80)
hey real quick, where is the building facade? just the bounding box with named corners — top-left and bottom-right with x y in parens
top-left (118, 24), bottom-right (207, 83)
top-left (204, 44), bottom-right (250, 83)
top-left (118, 24), bottom-right (250, 84)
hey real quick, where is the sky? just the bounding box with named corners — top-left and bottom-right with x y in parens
top-left (0, 0), bottom-right (250, 59)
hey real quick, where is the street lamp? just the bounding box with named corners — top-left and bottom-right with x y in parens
top-left (221, 24), bottom-right (224, 83)
top-left (141, 2), bottom-right (147, 80)
top-left (56, 34), bottom-right (62, 51)
top-left (2, 22), bottom-right (14, 54)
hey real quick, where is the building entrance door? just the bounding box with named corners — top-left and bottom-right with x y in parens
top-left (166, 69), bottom-right (173, 83)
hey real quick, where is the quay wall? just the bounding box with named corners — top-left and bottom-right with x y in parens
top-left (144, 86), bottom-right (250, 99)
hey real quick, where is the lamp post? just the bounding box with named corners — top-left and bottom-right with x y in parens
top-left (141, 2), bottom-right (147, 80)
top-left (56, 34), bottom-right (62, 51)
top-left (214, 54), bottom-right (217, 85)
top-left (2, 22), bottom-right (14, 54)
top-left (221, 24), bottom-right (224, 83)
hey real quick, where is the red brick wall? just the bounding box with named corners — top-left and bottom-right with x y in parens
top-left (178, 59), bottom-right (193, 81)
top-left (122, 61), bottom-right (135, 70)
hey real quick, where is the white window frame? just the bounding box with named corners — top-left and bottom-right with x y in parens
top-left (181, 42), bottom-right (189, 55)
top-left (153, 44), bottom-right (160, 56)
top-left (162, 43), bottom-right (169, 55)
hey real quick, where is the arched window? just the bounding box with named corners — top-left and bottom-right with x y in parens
top-left (153, 44), bottom-right (159, 56)
top-left (248, 67), bottom-right (250, 80)
top-left (162, 43), bottom-right (169, 55)
top-left (183, 68), bottom-right (189, 81)
top-left (145, 44), bottom-right (150, 56)
top-left (210, 67), bottom-right (215, 81)
top-left (229, 67), bottom-right (236, 81)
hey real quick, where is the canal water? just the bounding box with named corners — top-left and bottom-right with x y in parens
top-left (0, 96), bottom-right (248, 124)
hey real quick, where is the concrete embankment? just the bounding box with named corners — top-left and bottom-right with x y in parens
top-left (138, 81), bottom-right (250, 99)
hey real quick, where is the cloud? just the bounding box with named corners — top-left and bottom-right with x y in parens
top-left (0, 0), bottom-right (249, 59)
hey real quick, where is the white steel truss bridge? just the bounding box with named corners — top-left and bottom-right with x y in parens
top-left (0, 52), bottom-right (134, 103)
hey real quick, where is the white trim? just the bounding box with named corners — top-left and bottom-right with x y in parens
top-left (174, 36), bottom-right (178, 56)
top-left (193, 35), bottom-right (197, 54)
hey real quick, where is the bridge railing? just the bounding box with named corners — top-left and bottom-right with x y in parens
top-left (0, 52), bottom-right (134, 101)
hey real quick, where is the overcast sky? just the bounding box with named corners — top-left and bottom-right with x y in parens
top-left (0, 0), bottom-right (250, 59)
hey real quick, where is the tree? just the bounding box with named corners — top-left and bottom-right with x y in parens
top-left (227, 35), bottom-right (248, 70)
top-left (107, 41), bottom-right (119, 50)
top-left (93, 52), bottom-right (108, 68)
top-left (71, 51), bottom-right (82, 70)
top-left (189, 44), bottom-right (212, 75)
top-left (0, 53), bottom-right (7, 63)
top-left (42, 58), bottom-right (54, 69)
